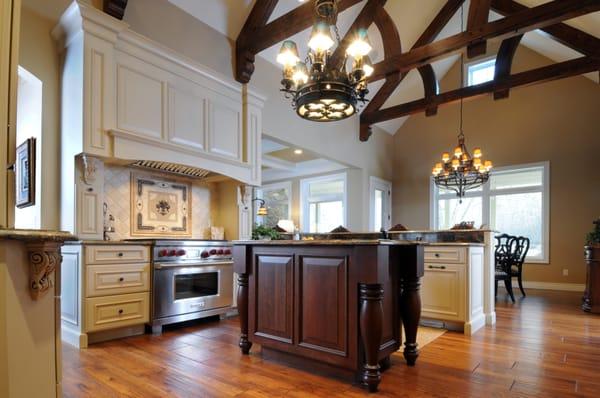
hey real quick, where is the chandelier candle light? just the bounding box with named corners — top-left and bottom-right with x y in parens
top-left (277, 0), bottom-right (373, 122)
top-left (431, 3), bottom-right (493, 200)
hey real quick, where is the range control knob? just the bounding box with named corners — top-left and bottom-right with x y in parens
top-left (209, 249), bottom-right (217, 255)
top-left (223, 249), bottom-right (231, 255)
top-left (169, 249), bottom-right (177, 257)
top-left (217, 249), bottom-right (224, 255)
top-left (158, 249), bottom-right (168, 257)
top-left (176, 249), bottom-right (186, 257)
top-left (200, 251), bottom-right (209, 258)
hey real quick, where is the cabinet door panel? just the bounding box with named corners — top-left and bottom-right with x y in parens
top-left (77, 186), bottom-right (102, 238)
top-left (117, 65), bottom-right (164, 139)
top-left (254, 255), bottom-right (294, 344)
top-left (61, 251), bottom-right (81, 327)
top-left (298, 256), bottom-right (347, 356)
top-left (167, 84), bottom-right (205, 151)
top-left (207, 94), bottom-right (242, 160)
top-left (422, 263), bottom-right (465, 321)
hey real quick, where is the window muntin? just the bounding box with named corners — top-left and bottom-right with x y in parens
top-left (432, 162), bottom-right (549, 262)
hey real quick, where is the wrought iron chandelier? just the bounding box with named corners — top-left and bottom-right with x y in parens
top-left (276, 0), bottom-right (373, 122)
top-left (431, 3), bottom-right (493, 199)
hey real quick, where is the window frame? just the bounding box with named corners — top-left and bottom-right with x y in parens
top-left (300, 172), bottom-right (348, 232)
top-left (464, 55), bottom-right (497, 87)
top-left (430, 161), bottom-right (550, 263)
top-left (254, 181), bottom-right (292, 226)
top-left (369, 176), bottom-right (392, 232)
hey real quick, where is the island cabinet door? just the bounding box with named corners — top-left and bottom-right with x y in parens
top-left (249, 254), bottom-right (295, 345)
top-left (296, 253), bottom-right (355, 365)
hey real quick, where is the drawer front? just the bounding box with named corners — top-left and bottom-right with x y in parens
top-left (85, 292), bottom-right (149, 332)
top-left (86, 245), bottom-right (150, 265)
top-left (424, 247), bottom-right (466, 264)
top-left (86, 263), bottom-right (150, 297)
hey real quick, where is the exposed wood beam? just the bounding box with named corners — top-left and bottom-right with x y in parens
top-left (103, 0), bottom-right (128, 20)
top-left (363, 57), bottom-right (599, 123)
top-left (360, 0), bottom-right (464, 139)
top-left (493, 34), bottom-right (523, 100)
top-left (368, 0), bottom-right (600, 82)
top-left (418, 66), bottom-right (439, 116)
top-left (235, 0), bottom-right (279, 83)
top-left (330, 0), bottom-right (387, 69)
top-left (466, 0), bottom-right (492, 58)
top-left (491, 0), bottom-right (600, 57)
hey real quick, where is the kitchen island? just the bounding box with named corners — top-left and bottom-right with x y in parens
top-left (233, 239), bottom-right (424, 392)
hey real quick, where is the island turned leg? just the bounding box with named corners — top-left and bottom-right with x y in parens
top-left (237, 273), bottom-right (252, 355)
top-left (359, 283), bottom-right (384, 393)
top-left (400, 277), bottom-right (421, 366)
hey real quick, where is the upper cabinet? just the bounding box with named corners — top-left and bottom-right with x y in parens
top-left (52, 0), bottom-right (263, 186)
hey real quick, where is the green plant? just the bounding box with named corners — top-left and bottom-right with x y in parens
top-left (252, 225), bottom-right (281, 240)
top-left (586, 218), bottom-right (600, 246)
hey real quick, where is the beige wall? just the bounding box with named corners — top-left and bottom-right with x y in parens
top-left (18, 6), bottom-right (61, 230)
top-left (212, 180), bottom-right (240, 241)
top-left (392, 45), bottom-right (600, 284)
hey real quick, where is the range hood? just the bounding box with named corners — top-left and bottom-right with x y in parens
top-left (129, 160), bottom-right (214, 180)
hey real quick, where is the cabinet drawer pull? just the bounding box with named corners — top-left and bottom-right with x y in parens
top-left (118, 309), bottom-right (123, 315)
top-left (117, 252), bottom-right (124, 257)
top-left (428, 265), bottom-right (446, 270)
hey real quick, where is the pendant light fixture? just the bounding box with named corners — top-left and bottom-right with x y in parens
top-left (276, 0), bottom-right (373, 122)
top-left (432, 3), bottom-right (493, 200)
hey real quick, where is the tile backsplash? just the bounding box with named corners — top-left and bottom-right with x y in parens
top-left (104, 164), bottom-right (215, 240)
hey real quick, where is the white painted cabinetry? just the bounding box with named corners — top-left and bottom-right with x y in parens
top-left (421, 245), bottom-right (485, 335)
top-left (61, 244), bottom-right (151, 348)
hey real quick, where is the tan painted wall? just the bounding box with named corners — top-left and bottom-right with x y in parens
top-left (212, 180), bottom-right (241, 241)
top-left (0, 240), bottom-right (58, 397)
top-left (18, 6), bottom-right (61, 230)
top-left (392, 45), bottom-right (600, 284)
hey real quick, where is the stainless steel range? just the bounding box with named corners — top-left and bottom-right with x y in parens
top-left (150, 240), bottom-right (233, 334)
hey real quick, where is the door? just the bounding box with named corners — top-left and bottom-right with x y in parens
top-left (369, 177), bottom-right (392, 232)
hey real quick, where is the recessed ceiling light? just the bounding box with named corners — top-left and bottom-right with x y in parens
top-left (294, 149), bottom-right (303, 155)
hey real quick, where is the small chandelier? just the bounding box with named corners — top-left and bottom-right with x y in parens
top-left (276, 0), bottom-right (373, 122)
top-left (431, 3), bottom-right (492, 199)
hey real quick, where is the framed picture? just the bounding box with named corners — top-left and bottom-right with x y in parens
top-left (131, 173), bottom-right (192, 236)
top-left (15, 137), bottom-right (36, 208)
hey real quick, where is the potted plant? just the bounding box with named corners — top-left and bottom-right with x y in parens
top-left (252, 225), bottom-right (281, 241)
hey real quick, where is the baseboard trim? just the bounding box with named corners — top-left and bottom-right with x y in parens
top-left (522, 281), bottom-right (585, 292)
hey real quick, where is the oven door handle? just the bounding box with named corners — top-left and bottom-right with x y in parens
top-left (153, 261), bottom-right (233, 270)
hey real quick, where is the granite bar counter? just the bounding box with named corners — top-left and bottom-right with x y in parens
top-left (233, 239), bottom-right (425, 392)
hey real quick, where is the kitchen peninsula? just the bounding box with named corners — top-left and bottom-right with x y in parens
top-left (233, 239), bottom-right (424, 392)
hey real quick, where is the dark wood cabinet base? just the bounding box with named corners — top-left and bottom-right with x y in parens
top-left (233, 242), bottom-right (424, 392)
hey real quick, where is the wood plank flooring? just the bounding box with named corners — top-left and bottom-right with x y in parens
top-left (62, 289), bottom-right (600, 397)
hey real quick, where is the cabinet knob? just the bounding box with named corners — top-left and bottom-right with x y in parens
top-left (119, 277), bottom-right (124, 282)
top-left (434, 253), bottom-right (440, 258)
top-left (118, 309), bottom-right (123, 314)
top-left (87, 187), bottom-right (93, 192)
top-left (118, 252), bottom-right (124, 257)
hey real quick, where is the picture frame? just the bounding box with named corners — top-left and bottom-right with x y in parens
top-left (15, 137), bottom-right (36, 208)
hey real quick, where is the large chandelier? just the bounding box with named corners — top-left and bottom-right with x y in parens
top-left (276, 0), bottom-right (373, 122)
top-left (431, 3), bottom-right (492, 200)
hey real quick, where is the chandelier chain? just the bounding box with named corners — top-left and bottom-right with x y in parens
top-left (459, 2), bottom-right (465, 139)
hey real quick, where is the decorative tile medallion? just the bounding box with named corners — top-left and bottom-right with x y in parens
top-left (131, 173), bottom-right (192, 236)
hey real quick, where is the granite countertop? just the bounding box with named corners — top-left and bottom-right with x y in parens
top-left (0, 228), bottom-right (76, 242)
top-left (233, 239), bottom-right (423, 246)
top-left (65, 240), bottom-right (154, 245)
top-left (426, 242), bottom-right (486, 247)
top-left (388, 229), bottom-right (495, 233)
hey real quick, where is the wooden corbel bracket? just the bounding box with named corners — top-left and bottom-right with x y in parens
top-left (26, 241), bottom-right (62, 300)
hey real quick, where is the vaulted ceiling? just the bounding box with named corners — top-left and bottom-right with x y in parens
top-left (169, 0), bottom-right (599, 139)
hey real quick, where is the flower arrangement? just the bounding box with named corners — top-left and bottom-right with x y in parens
top-left (586, 218), bottom-right (600, 246)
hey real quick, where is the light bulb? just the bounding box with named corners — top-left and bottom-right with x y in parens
top-left (362, 56), bottom-right (374, 77)
top-left (308, 21), bottom-right (334, 53)
top-left (435, 162), bottom-right (443, 172)
top-left (277, 40), bottom-right (300, 67)
top-left (454, 146), bottom-right (463, 157)
top-left (473, 158), bottom-right (482, 169)
top-left (432, 167), bottom-right (439, 176)
top-left (484, 160), bottom-right (493, 171)
top-left (346, 28), bottom-right (372, 57)
top-left (442, 152), bottom-right (450, 163)
top-left (452, 159), bottom-right (460, 170)
top-left (292, 62), bottom-right (308, 85)
top-left (461, 153), bottom-right (469, 162)
top-left (473, 148), bottom-right (482, 158)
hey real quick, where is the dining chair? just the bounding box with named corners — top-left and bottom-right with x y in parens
top-left (509, 236), bottom-right (531, 297)
top-left (495, 234), bottom-right (516, 302)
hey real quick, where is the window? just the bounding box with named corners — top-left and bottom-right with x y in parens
top-left (431, 162), bottom-right (550, 262)
top-left (369, 177), bottom-right (392, 232)
top-left (466, 58), bottom-right (496, 86)
top-left (255, 182), bottom-right (292, 228)
top-left (300, 173), bottom-right (347, 233)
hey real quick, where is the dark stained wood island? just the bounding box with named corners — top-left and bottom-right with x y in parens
top-left (233, 240), bottom-right (424, 392)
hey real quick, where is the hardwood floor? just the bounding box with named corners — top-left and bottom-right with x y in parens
top-left (62, 289), bottom-right (600, 397)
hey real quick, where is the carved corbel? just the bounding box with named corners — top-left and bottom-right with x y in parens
top-left (26, 241), bottom-right (62, 300)
top-left (80, 154), bottom-right (98, 185)
top-left (238, 185), bottom-right (254, 210)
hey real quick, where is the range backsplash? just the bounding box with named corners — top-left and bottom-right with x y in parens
top-left (104, 164), bottom-right (216, 240)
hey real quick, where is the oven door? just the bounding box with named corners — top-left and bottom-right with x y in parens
top-left (152, 261), bottom-right (233, 319)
